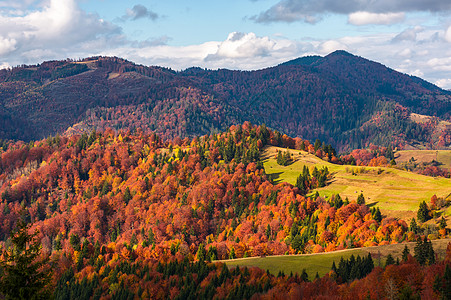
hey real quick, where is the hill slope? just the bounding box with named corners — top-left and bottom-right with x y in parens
top-left (1, 52), bottom-right (450, 149)
top-left (263, 146), bottom-right (451, 221)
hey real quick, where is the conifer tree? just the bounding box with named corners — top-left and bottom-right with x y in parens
top-left (385, 254), bottom-right (395, 267)
top-left (402, 245), bottom-right (410, 261)
top-left (410, 218), bottom-right (419, 234)
top-left (417, 201), bottom-right (430, 223)
top-left (439, 217), bottom-right (447, 230)
top-left (196, 243), bottom-right (206, 262)
top-left (374, 207), bottom-right (382, 223)
top-left (0, 221), bottom-right (52, 300)
top-left (300, 269), bottom-right (309, 282)
top-left (357, 193), bottom-right (365, 205)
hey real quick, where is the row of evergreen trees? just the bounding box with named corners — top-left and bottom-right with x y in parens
top-left (331, 254), bottom-right (374, 283)
top-left (295, 166), bottom-right (330, 195)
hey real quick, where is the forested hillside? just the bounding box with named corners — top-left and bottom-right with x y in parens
top-left (0, 124), bottom-right (449, 298)
top-left (1, 51), bottom-right (450, 150)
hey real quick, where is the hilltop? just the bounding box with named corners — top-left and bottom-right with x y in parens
top-left (1, 51), bottom-right (450, 150)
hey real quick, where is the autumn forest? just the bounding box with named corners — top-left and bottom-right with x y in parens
top-left (0, 121), bottom-right (449, 299)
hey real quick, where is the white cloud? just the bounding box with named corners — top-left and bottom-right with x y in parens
top-left (252, 0), bottom-right (451, 24)
top-left (0, 0), bottom-right (121, 66)
top-left (0, 36), bottom-right (17, 55)
top-left (318, 40), bottom-right (348, 54)
top-left (348, 12), bottom-right (405, 25)
top-left (205, 32), bottom-right (276, 60)
top-left (0, 62), bottom-right (11, 70)
top-left (103, 33), bottom-right (300, 71)
top-left (445, 25), bottom-right (451, 42)
top-left (392, 27), bottom-right (423, 42)
top-left (435, 79), bottom-right (451, 89)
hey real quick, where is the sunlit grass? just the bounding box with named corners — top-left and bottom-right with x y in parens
top-left (263, 146), bottom-right (451, 221)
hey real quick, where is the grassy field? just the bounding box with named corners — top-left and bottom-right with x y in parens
top-left (221, 239), bottom-right (451, 278)
top-left (395, 150), bottom-right (451, 169)
top-left (263, 146), bottom-right (451, 221)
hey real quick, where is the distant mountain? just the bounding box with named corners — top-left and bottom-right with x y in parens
top-left (1, 51), bottom-right (450, 150)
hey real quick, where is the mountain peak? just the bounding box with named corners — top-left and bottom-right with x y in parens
top-left (327, 50), bottom-right (354, 57)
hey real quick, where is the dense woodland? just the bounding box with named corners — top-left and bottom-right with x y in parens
top-left (0, 123), bottom-right (450, 298)
top-left (0, 51), bottom-right (450, 150)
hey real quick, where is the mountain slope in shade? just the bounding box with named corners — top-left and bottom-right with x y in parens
top-left (0, 51), bottom-right (450, 150)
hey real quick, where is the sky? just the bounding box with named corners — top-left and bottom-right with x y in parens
top-left (0, 0), bottom-right (451, 89)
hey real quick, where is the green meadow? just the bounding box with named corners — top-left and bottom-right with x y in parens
top-left (263, 146), bottom-right (451, 221)
top-left (221, 239), bottom-right (451, 278)
top-left (395, 150), bottom-right (451, 169)
top-left (222, 249), bottom-right (365, 279)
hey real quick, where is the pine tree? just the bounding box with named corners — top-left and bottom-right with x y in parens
top-left (0, 221), bottom-right (52, 300)
top-left (402, 245), bottom-right (410, 261)
top-left (439, 217), bottom-right (447, 230)
top-left (196, 243), bottom-right (206, 262)
top-left (417, 201), bottom-right (430, 223)
top-left (300, 269), bottom-right (309, 282)
top-left (357, 193), bottom-right (365, 205)
top-left (229, 247), bottom-right (236, 259)
top-left (374, 207), bottom-right (382, 222)
top-left (385, 254), bottom-right (395, 267)
top-left (409, 218), bottom-right (418, 234)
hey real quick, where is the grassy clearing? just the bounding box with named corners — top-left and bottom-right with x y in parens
top-left (395, 150), bottom-right (451, 169)
top-left (222, 249), bottom-right (365, 278)
top-left (221, 239), bottom-right (451, 278)
top-left (263, 146), bottom-right (451, 221)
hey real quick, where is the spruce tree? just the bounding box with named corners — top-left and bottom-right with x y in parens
top-left (357, 193), bottom-right (365, 205)
top-left (402, 245), bottom-right (410, 261)
top-left (300, 269), bottom-right (309, 282)
top-left (374, 208), bottom-right (382, 223)
top-left (417, 201), bottom-right (430, 223)
top-left (385, 254), bottom-right (395, 267)
top-left (0, 221), bottom-right (52, 300)
top-left (439, 217), bottom-right (447, 230)
top-left (409, 218), bottom-right (418, 234)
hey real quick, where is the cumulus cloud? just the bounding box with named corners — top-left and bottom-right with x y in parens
top-left (445, 25), bottom-right (451, 42)
top-left (392, 27), bottom-right (423, 42)
top-left (106, 32), bottom-right (301, 71)
top-left (0, 0), bottom-right (122, 66)
top-left (435, 79), bottom-right (451, 89)
top-left (348, 12), bottom-right (405, 25)
top-left (318, 40), bottom-right (348, 54)
top-left (205, 32), bottom-right (276, 60)
top-left (120, 4), bottom-right (159, 21)
top-left (251, 0), bottom-right (451, 24)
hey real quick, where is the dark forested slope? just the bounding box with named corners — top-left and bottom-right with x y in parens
top-left (1, 51), bottom-right (450, 149)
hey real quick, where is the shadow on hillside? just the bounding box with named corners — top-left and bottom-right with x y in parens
top-left (268, 172), bottom-right (284, 184)
top-left (367, 202), bottom-right (379, 208)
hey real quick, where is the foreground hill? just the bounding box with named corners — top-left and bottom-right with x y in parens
top-left (1, 51), bottom-right (450, 149)
top-left (0, 124), bottom-right (450, 298)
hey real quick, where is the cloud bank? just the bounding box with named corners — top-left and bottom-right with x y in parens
top-left (99, 29), bottom-right (451, 89)
top-left (0, 0), bottom-right (122, 65)
top-left (251, 0), bottom-right (451, 24)
top-left (0, 1), bottom-right (450, 90)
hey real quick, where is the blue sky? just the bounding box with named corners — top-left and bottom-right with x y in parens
top-left (1, 0), bottom-right (451, 88)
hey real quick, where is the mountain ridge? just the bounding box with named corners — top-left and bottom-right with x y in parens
top-left (0, 51), bottom-right (450, 150)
